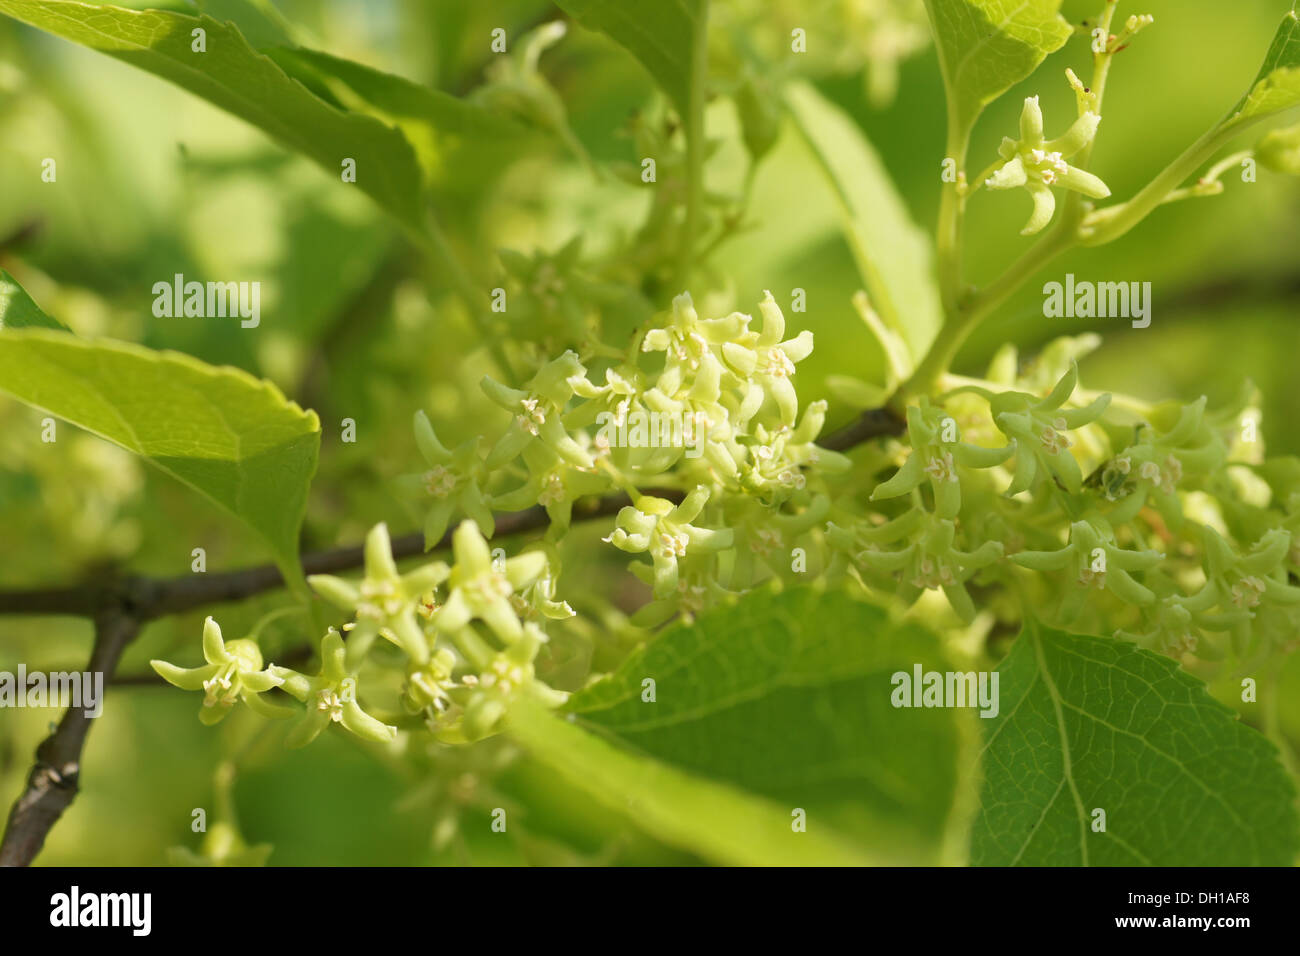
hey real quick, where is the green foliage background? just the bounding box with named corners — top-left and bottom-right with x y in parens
top-left (1, 0), bottom-right (1298, 865)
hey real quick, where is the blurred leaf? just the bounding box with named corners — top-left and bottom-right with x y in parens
top-left (266, 46), bottom-right (534, 191)
top-left (554, 0), bottom-right (704, 115)
top-left (786, 82), bottom-right (943, 360)
top-left (0, 269), bottom-right (68, 330)
top-left (507, 697), bottom-right (872, 865)
top-left (194, 0), bottom-right (293, 49)
top-left (0, 327), bottom-right (320, 584)
top-left (564, 588), bottom-right (978, 864)
top-left (0, 0), bottom-right (426, 232)
top-left (972, 621), bottom-right (1299, 865)
top-left (921, 0), bottom-right (1072, 136)
top-left (1225, 9), bottom-right (1300, 128)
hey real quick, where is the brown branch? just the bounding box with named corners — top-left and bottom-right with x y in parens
top-left (0, 583), bottom-right (106, 617)
top-left (0, 492), bottom-right (651, 621)
top-left (0, 605), bottom-right (138, 867)
top-left (129, 492), bottom-right (654, 620)
top-left (819, 405), bottom-right (906, 451)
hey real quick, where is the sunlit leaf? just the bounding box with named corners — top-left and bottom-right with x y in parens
top-left (0, 326), bottom-right (320, 584)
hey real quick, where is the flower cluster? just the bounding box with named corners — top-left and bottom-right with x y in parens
top-left (825, 337), bottom-right (1300, 667)
top-left (714, 0), bottom-right (932, 108)
top-left (153, 521), bottom-right (571, 747)
top-left (405, 291), bottom-right (847, 622)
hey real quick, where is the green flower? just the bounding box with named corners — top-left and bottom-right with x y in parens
top-left (1116, 596), bottom-right (1200, 659)
top-left (489, 442), bottom-right (609, 534)
top-left (604, 486), bottom-right (735, 597)
top-left (721, 291), bottom-right (814, 425)
top-left (459, 623), bottom-right (568, 742)
top-left (151, 617), bottom-right (292, 725)
top-left (433, 520), bottom-right (549, 645)
top-left (401, 411), bottom-right (495, 549)
top-left (470, 22), bottom-right (593, 172)
top-left (308, 523), bottom-right (449, 667)
top-left (642, 292), bottom-right (753, 375)
top-left (271, 629), bottom-right (397, 749)
top-left (871, 400), bottom-right (1014, 518)
top-left (1012, 516), bottom-right (1163, 621)
top-left (991, 363), bottom-right (1111, 495)
top-left (852, 508), bottom-right (1004, 622)
top-left (498, 236), bottom-right (589, 347)
top-left (402, 646), bottom-right (460, 717)
top-left (1102, 397), bottom-right (1224, 526)
top-left (1175, 527), bottom-right (1300, 654)
top-left (482, 350), bottom-right (595, 469)
top-left (733, 402), bottom-right (850, 504)
top-left (985, 95), bottom-right (1110, 235)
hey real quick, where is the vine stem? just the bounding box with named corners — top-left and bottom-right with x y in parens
top-left (679, 0), bottom-right (710, 291)
top-left (1159, 151), bottom-right (1254, 205)
top-left (935, 113), bottom-right (972, 318)
top-left (1080, 120), bottom-right (1266, 246)
top-left (898, 2), bottom-right (1126, 407)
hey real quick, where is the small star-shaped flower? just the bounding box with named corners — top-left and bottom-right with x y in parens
top-left (604, 486), bottom-right (734, 597)
top-left (984, 95), bottom-right (1110, 235)
top-left (271, 629), bottom-right (397, 749)
top-left (308, 523), bottom-right (450, 667)
top-left (151, 617), bottom-right (292, 725)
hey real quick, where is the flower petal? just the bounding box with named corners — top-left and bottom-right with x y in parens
top-left (985, 155), bottom-right (1027, 190)
top-left (1021, 182), bottom-right (1057, 235)
top-left (1056, 164), bottom-right (1111, 199)
top-left (1046, 111), bottom-right (1100, 158)
top-left (307, 574), bottom-right (361, 612)
top-left (413, 410), bottom-right (451, 464)
top-left (341, 700), bottom-right (398, 743)
top-left (364, 523), bottom-right (399, 580)
top-left (452, 520), bottom-right (493, 576)
top-left (151, 660), bottom-right (217, 691)
top-left (1019, 95), bottom-right (1044, 143)
top-left (202, 616), bottom-right (228, 664)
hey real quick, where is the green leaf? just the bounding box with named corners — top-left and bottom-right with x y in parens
top-left (0, 0), bottom-right (425, 232)
top-left (921, 0), bottom-right (1072, 136)
top-left (0, 270), bottom-right (69, 331)
top-left (506, 698), bottom-right (870, 866)
top-left (0, 328), bottom-right (320, 583)
top-left (972, 622), bottom-right (1299, 865)
top-left (194, 0), bottom-right (293, 49)
top-left (265, 46), bottom-right (534, 192)
top-left (1225, 9), bottom-right (1300, 129)
top-left (553, 0), bottom-right (705, 116)
top-left (785, 82), bottom-right (943, 362)
top-left (560, 588), bottom-right (979, 864)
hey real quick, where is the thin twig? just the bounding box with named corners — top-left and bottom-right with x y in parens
top-left (0, 606), bottom-right (139, 867)
top-left (0, 492), bottom-right (653, 621)
top-left (819, 405), bottom-right (907, 451)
